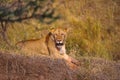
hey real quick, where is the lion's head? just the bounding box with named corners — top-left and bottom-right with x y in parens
top-left (50, 27), bottom-right (69, 54)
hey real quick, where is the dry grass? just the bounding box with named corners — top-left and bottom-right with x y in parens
top-left (0, 0), bottom-right (119, 60)
top-left (55, 0), bottom-right (120, 60)
top-left (78, 57), bottom-right (120, 80)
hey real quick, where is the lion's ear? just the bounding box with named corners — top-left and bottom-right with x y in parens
top-left (64, 27), bottom-right (71, 32)
top-left (49, 27), bottom-right (55, 33)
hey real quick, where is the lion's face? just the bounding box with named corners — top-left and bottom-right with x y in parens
top-left (50, 28), bottom-right (68, 52)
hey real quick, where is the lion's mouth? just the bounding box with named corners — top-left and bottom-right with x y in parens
top-left (55, 41), bottom-right (66, 55)
top-left (56, 43), bottom-right (65, 55)
top-left (55, 42), bottom-right (64, 50)
top-left (56, 43), bottom-right (64, 46)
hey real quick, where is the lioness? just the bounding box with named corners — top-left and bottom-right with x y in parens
top-left (17, 27), bottom-right (70, 58)
top-left (16, 27), bottom-right (79, 67)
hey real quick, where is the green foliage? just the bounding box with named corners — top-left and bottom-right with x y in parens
top-left (0, 0), bottom-right (58, 23)
top-left (0, 0), bottom-right (14, 3)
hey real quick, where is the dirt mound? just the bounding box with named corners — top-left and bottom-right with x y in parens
top-left (78, 57), bottom-right (120, 80)
top-left (0, 52), bottom-right (120, 80)
top-left (0, 52), bottom-right (78, 80)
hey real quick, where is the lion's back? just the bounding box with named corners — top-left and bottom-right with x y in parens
top-left (16, 38), bottom-right (49, 56)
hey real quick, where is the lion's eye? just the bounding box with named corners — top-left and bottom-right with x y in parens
top-left (61, 34), bottom-right (64, 36)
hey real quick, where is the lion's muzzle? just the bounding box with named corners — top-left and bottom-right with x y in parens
top-left (55, 40), bottom-right (64, 47)
top-left (56, 40), bottom-right (64, 46)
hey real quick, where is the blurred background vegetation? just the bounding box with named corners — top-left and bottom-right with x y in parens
top-left (0, 0), bottom-right (120, 60)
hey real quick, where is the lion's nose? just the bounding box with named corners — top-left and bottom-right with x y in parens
top-left (56, 40), bottom-right (64, 46)
top-left (56, 40), bottom-right (62, 44)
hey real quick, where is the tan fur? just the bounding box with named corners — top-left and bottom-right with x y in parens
top-left (16, 28), bottom-right (69, 58)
